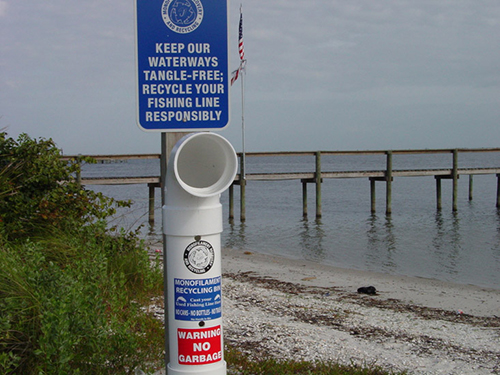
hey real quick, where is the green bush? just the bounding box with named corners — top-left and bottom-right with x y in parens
top-left (0, 132), bottom-right (129, 241)
top-left (0, 132), bottom-right (164, 374)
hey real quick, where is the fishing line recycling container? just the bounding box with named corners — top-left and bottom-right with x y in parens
top-left (163, 132), bottom-right (237, 375)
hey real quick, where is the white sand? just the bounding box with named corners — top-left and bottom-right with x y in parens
top-left (222, 248), bottom-right (500, 318)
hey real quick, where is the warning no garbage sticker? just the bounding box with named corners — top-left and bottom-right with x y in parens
top-left (178, 326), bottom-right (222, 365)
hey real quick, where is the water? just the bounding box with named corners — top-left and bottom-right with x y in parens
top-left (82, 152), bottom-right (500, 290)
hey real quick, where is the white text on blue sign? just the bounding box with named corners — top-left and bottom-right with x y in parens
top-left (174, 277), bottom-right (222, 321)
top-left (135, 0), bottom-right (229, 131)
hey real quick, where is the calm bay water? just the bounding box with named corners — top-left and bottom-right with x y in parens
top-left (82, 152), bottom-right (500, 289)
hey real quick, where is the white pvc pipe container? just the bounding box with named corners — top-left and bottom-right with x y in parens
top-left (163, 132), bottom-right (237, 375)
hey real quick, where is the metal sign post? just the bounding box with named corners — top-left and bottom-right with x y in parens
top-left (135, 0), bottom-right (230, 132)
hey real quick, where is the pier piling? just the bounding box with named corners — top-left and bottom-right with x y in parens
top-left (302, 179), bottom-right (308, 217)
top-left (436, 177), bottom-right (442, 210)
top-left (452, 149), bottom-right (458, 211)
top-left (370, 178), bottom-right (376, 213)
top-left (385, 151), bottom-right (393, 215)
top-left (315, 151), bottom-right (322, 218)
top-left (229, 184), bottom-right (235, 220)
top-left (148, 183), bottom-right (156, 225)
top-left (497, 174), bottom-right (500, 208)
top-left (469, 175), bottom-right (473, 201)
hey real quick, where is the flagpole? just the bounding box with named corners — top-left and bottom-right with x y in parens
top-left (232, 3), bottom-right (246, 221)
top-left (239, 4), bottom-right (246, 182)
top-left (240, 57), bottom-right (246, 182)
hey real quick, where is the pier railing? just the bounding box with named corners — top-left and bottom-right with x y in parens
top-left (63, 148), bottom-right (500, 223)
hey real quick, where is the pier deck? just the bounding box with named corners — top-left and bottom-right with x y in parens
top-left (64, 148), bottom-right (500, 223)
top-left (78, 167), bottom-right (500, 185)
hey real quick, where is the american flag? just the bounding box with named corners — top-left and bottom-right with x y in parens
top-left (238, 11), bottom-right (244, 61)
top-left (231, 8), bottom-right (245, 85)
top-left (230, 68), bottom-right (239, 85)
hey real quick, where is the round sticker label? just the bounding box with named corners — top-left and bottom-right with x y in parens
top-left (162, 0), bottom-right (204, 34)
top-left (183, 240), bottom-right (214, 274)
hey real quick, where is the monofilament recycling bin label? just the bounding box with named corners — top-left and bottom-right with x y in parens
top-left (174, 276), bottom-right (222, 321)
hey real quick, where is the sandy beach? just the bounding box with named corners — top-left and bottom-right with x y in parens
top-left (220, 248), bottom-right (500, 374)
top-left (222, 248), bottom-right (500, 318)
top-left (146, 244), bottom-right (500, 374)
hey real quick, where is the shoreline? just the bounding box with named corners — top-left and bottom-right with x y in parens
top-left (146, 239), bottom-right (500, 317)
top-left (220, 247), bottom-right (500, 374)
top-left (222, 247), bottom-right (500, 318)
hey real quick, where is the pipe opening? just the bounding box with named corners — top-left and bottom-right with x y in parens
top-left (174, 133), bottom-right (238, 197)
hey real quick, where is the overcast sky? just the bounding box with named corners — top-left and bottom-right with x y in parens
top-left (1, 0), bottom-right (500, 155)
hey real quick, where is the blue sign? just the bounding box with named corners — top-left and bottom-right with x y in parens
top-left (135, 0), bottom-right (229, 131)
top-left (174, 277), bottom-right (222, 321)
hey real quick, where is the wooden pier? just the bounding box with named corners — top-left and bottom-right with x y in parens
top-left (62, 153), bottom-right (161, 224)
top-left (64, 148), bottom-right (500, 223)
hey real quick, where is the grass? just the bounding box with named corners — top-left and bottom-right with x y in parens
top-left (224, 344), bottom-right (405, 375)
top-left (0, 224), bottom-right (165, 374)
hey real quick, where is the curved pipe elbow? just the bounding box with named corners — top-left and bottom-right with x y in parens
top-left (163, 132), bottom-right (238, 236)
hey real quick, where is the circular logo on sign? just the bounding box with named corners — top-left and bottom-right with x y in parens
top-left (183, 240), bottom-right (214, 274)
top-left (162, 0), bottom-right (204, 34)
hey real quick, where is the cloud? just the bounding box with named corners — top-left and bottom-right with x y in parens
top-left (2, 0), bottom-right (500, 153)
top-left (0, 1), bottom-right (7, 17)
top-left (244, 0), bottom-right (500, 98)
